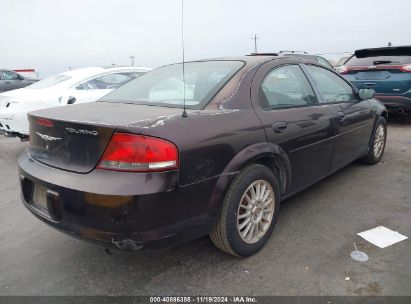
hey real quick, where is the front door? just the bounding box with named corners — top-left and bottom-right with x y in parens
top-left (303, 64), bottom-right (375, 172)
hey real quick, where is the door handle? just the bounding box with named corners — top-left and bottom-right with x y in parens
top-left (67, 96), bottom-right (76, 104)
top-left (272, 121), bottom-right (288, 133)
top-left (336, 112), bottom-right (345, 119)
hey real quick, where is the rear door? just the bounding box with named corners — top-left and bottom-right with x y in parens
top-left (251, 60), bottom-right (336, 195)
top-left (304, 64), bottom-right (375, 171)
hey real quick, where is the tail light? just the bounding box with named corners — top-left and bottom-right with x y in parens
top-left (97, 132), bottom-right (178, 172)
top-left (338, 64), bottom-right (411, 73)
top-left (36, 117), bottom-right (54, 127)
top-left (337, 65), bottom-right (350, 74)
top-left (400, 65), bottom-right (411, 72)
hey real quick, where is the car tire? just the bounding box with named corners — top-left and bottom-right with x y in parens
top-left (210, 164), bottom-right (280, 257)
top-left (361, 116), bottom-right (387, 165)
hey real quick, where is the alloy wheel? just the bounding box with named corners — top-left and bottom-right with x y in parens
top-left (373, 124), bottom-right (385, 158)
top-left (237, 180), bottom-right (275, 244)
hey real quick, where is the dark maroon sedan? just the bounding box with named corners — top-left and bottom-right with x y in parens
top-left (19, 55), bottom-right (387, 257)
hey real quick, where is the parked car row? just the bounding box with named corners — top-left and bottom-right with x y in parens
top-left (16, 52), bottom-right (388, 256)
top-left (0, 66), bottom-right (151, 139)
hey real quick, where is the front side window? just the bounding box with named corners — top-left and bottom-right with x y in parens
top-left (76, 73), bottom-right (136, 90)
top-left (2, 71), bottom-right (19, 80)
top-left (101, 61), bottom-right (244, 108)
top-left (260, 65), bottom-right (317, 110)
top-left (305, 65), bottom-right (356, 103)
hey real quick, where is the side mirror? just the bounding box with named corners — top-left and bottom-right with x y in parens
top-left (67, 96), bottom-right (76, 104)
top-left (358, 88), bottom-right (375, 100)
top-left (18, 74), bottom-right (25, 80)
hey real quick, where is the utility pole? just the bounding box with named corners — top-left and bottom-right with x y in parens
top-left (129, 55), bottom-right (135, 66)
top-left (251, 34), bottom-right (259, 53)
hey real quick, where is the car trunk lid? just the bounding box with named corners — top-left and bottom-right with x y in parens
top-left (28, 102), bottom-right (183, 173)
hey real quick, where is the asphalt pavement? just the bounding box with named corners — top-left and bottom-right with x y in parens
top-left (0, 115), bottom-right (410, 296)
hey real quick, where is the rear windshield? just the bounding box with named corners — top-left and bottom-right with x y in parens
top-left (28, 74), bottom-right (71, 89)
top-left (101, 61), bottom-right (244, 109)
top-left (346, 55), bottom-right (411, 66)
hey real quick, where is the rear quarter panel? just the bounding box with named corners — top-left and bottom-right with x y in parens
top-left (119, 108), bottom-right (267, 186)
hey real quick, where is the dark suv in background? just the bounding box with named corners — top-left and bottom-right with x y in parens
top-left (0, 69), bottom-right (37, 93)
top-left (340, 46), bottom-right (411, 114)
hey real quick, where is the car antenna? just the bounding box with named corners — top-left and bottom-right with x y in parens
top-left (181, 0), bottom-right (188, 118)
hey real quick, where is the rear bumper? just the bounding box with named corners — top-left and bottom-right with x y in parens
top-left (18, 152), bottom-right (217, 251)
top-left (375, 95), bottom-right (411, 113)
top-left (374, 94), bottom-right (411, 113)
top-left (343, 75), bottom-right (411, 113)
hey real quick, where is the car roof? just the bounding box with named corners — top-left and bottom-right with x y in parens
top-left (61, 66), bottom-right (151, 78)
top-left (182, 55), bottom-right (296, 65)
top-left (245, 52), bottom-right (325, 62)
top-left (102, 66), bottom-right (152, 73)
top-left (138, 55), bottom-right (322, 78)
top-left (53, 66), bottom-right (151, 87)
top-left (0, 69), bottom-right (21, 73)
top-left (158, 56), bottom-right (278, 70)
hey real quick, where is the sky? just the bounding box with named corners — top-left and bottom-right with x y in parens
top-left (1, 0), bottom-right (410, 77)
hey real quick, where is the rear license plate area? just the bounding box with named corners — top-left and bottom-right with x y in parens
top-left (31, 184), bottom-right (50, 215)
top-left (355, 71), bottom-right (389, 80)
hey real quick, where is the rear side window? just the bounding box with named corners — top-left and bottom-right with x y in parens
top-left (306, 65), bottom-right (356, 103)
top-left (76, 73), bottom-right (135, 90)
top-left (260, 65), bottom-right (317, 110)
top-left (346, 55), bottom-right (411, 66)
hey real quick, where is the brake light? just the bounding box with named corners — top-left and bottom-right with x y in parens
top-left (36, 117), bottom-right (53, 127)
top-left (400, 65), bottom-right (411, 72)
top-left (337, 65), bottom-right (350, 74)
top-left (97, 133), bottom-right (178, 172)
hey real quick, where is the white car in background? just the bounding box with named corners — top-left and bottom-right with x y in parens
top-left (0, 66), bottom-right (151, 139)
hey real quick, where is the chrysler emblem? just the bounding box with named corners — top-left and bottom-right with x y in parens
top-left (36, 132), bottom-right (62, 142)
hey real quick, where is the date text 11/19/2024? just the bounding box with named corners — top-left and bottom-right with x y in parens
top-left (149, 296), bottom-right (257, 303)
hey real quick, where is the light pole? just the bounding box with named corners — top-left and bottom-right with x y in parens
top-left (129, 55), bottom-right (135, 66)
top-left (251, 34), bottom-right (259, 53)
